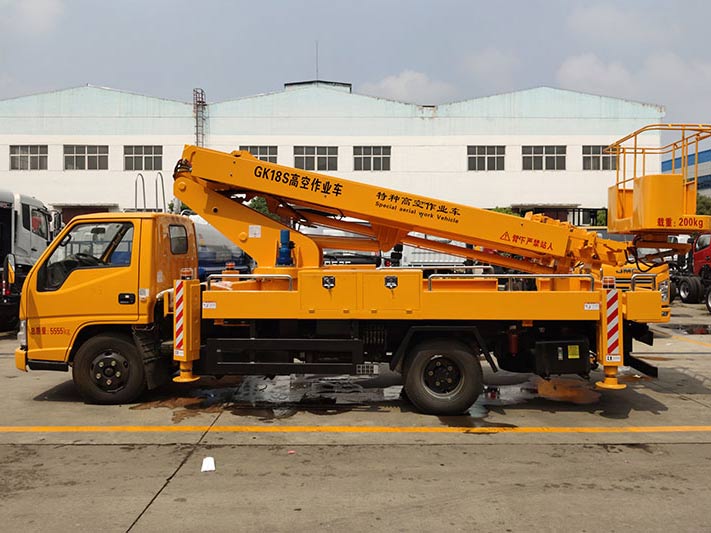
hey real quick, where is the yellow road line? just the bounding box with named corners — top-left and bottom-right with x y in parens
top-left (1, 425), bottom-right (711, 434)
top-left (663, 334), bottom-right (711, 349)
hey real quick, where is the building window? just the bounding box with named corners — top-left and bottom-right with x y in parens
top-left (124, 145), bottom-right (163, 171)
top-left (10, 145), bottom-right (48, 170)
top-left (294, 146), bottom-right (337, 171)
top-left (64, 145), bottom-right (108, 170)
top-left (239, 145), bottom-right (278, 163)
top-left (467, 145), bottom-right (504, 171)
top-left (583, 145), bottom-right (616, 171)
top-left (354, 146), bottom-right (391, 171)
top-left (522, 145), bottom-right (566, 170)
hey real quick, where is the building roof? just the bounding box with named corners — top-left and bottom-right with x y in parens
top-left (0, 81), bottom-right (665, 137)
top-left (0, 85), bottom-right (193, 135)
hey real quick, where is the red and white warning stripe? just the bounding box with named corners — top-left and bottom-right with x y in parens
top-left (606, 289), bottom-right (620, 355)
top-left (174, 280), bottom-right (184, 357)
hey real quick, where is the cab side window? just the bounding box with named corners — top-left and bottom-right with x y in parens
top-left (21, 204), bottom-right (49, 239)
top-left (31, 207), bottom-right (48, 239)
top-left (169, 225), bottom-right (188, 254)
top-left (37, 222), bottom-right (134, 291)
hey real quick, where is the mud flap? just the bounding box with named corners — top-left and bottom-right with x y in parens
top-left (623, 321), bottom-right (658, 378)
top-left (133, 327), bottom-right (173, 390)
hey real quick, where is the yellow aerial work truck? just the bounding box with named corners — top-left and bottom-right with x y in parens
top-left (9, 124), bottom-right (711, 414)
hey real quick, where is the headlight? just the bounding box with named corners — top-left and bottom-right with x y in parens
top-left (17, 320), bottom-right (27, 348)
top-left (659, 280), bottom-right (670, 303)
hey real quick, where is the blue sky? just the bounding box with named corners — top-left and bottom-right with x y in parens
top-left (1, 0), bottom-right (708, 121)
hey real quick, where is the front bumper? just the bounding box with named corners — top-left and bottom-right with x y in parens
top-left (15, 347), bottom-right (27, 372)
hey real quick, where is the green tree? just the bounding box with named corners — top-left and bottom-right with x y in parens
top-left (248, 196), bottom-right (281, 221)
top-left (168, 200), bottom-right (191, 214)
top-left (595, 209), bottom-right (607, 226)
top-left (489, 206), bottom-right (518, 216)
top-left (697, 194), bottom-right (711, 216)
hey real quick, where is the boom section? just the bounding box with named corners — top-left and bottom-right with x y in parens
top-left (173, 146), bottom-right (629, 273)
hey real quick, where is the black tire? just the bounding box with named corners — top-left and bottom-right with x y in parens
top-left (679, 278), bottom-right (701, 304)
top-left (691, 277), bottom-right (704, 304)
top-left (72, 334), bottom-right (146, 405)
top-left (669, 281), bottom-right (678, 303)
top-left (706, 287), bottom-right (711, 315)
top-left (403, 339), bottom-right (482, 415)
top-left (700, 265), bottom-right (711, 283)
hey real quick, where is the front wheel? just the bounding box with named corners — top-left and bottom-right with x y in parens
top-left (72, 334), bottom-right (146, 404)
top-left (403, 339), bottom-right (483, 415)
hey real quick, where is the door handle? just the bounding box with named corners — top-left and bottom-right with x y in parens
top-left (118, 293), bottom-right (136, 305)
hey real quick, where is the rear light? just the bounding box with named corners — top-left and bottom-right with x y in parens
top-left (1, 280), bottom-right (9, 297)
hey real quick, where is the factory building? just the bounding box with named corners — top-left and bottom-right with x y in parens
top-left (0, 81), bottom-right (664, 223)
top-left (662, 150), bottom-right (711, 198)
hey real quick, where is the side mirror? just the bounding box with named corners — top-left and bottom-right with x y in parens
top-left (50, 210), bottom-right (63, 240)
top-left (3, 253), bottom-right (16, 287)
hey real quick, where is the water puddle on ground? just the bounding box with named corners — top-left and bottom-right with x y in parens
top-left (133, 369), bottom-right (605, 425)
top-left (659, 324), bottom-right (711, 335)
top-left (439, 376), bottom-right (602, 427)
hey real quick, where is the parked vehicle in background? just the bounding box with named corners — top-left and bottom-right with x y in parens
top-left (670, 233), bottom-right (711, 304)
top-left (0, 190), bottom-right (56, 330)
top-left (189, 215), bottom-right (251, 280)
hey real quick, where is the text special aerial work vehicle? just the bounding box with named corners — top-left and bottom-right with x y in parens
top-left (10, 124), bottom-right (710, 414)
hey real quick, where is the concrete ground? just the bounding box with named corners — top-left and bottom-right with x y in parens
top-left (1, 302), bottom-right (711, 531)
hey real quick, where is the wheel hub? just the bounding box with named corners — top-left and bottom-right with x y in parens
top-left (423, 356), bottom-right (462, 395)
top-left (90, 350), bottom-right (129, 392)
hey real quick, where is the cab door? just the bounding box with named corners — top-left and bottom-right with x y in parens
top-left (24, 219), bottom-right (140, 363)
top-left (693, 234), bottom-right (711, 276)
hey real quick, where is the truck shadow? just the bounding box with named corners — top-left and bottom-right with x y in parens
top-left (32, 370), bottom-right (686, 426)
top-left (132, 373), bottom-right (410, 423)
top-left (32, 380), bottom-right (82, 402)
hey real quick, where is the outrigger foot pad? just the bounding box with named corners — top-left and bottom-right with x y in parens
top-left (595, 366), bottom-right (626, 390)
top-left (173, 362), bottom-right (200, 383)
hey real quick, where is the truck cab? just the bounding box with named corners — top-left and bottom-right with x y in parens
top-left (15, 212), bottom-right (197, 403)
top-left (692, 234), bottom-right (711, 278)
top-left (0, 190), bottom-right (53, 329)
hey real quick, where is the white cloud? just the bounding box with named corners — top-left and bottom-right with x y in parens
top-left (0, 0), bottom-right (64, 34)
top-left (359, 70), bottom-right (458, 104)
top-left (556, 52), bottom-right (711, 121)
top-left (460, 48), bottom-right (519, 94)
top-left (566, 4), bottom-right (679, 47)
top-left (556, 53), bottom-right (636, 98)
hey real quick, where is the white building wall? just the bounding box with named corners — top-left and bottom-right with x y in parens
top-left (0, 84), bottom-right (665, 216)
top-left (209, 133), bottom-right (661, 208)
top-left (0, 135), bottom-right (191, 209)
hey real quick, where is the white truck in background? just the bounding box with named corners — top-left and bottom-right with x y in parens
top-left (0, 190), bottom-right (56, 329)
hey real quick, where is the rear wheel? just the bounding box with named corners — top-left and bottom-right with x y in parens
top-left (679, 278), bottom-right (701, 303)
top-left (403, 339), bottom-right (482, 415)
top-left (72, 334), bottom-right (146, 404)
top-left (706, 287), bottom-right (711, 315)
